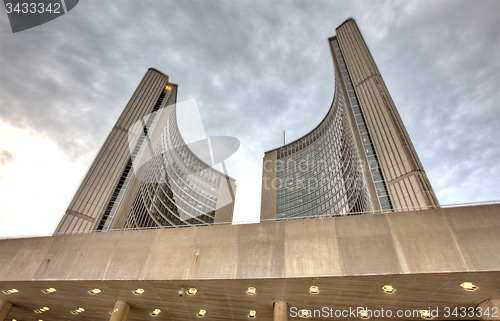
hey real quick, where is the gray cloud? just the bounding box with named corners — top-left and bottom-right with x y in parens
top-left (0, 150), bottom-right (13, 166)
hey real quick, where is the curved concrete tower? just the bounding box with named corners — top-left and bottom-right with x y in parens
top-left (261, 18), bottom-right (438, 221)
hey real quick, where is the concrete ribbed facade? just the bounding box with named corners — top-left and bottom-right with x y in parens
top-left (123, 106), bottom-right (236, 228)
top-left (261, 18), bottom-right (438, 221)
top-left (56, 69), bottom-right (171, 234)
top-left (56, 68), bottom-right (235, 234)
top-left (335, 19), bottom-right (439, 211)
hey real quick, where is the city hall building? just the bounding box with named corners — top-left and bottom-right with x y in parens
top-left (0, 18), bottom-right (498, 321)
top-left (55, 69), bottom-right (236, 234)
top-left (261, 18), bottom-right (438, 221)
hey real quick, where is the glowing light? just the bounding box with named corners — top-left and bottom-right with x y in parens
top-left (150, 309), bottom-right (161, 316)
top-left (460, 282), bottom-right (478, 291)
top-left (420, 310), bottom-right (434, 319)
top-left (358, 310), bottom-right (370, 319)
top-left (382, 285), bottom-right (395, 294)
top-left (88, 288), bottom-right (101, 295)
top-left (247, 287), bottom-right (256, 295)
top-left (133, 288), bottom-right (145, 295)
top-left (2, 289), bottom-right (19, 294)
top-left (309, 286), bottom-right (319, 294)
top-left (71, 308), bottom-right (85, 315)
top-left (197, 309), bottom-right (206, 317)
top-left (35, 307), bottom-right (49, 313)
top-left (187, 288), bottom-right (197, 295)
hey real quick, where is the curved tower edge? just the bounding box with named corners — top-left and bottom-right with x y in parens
top-left (260, 18), bottom-right (439, 221)
top-left (55, 68), bottom-right (236, 234)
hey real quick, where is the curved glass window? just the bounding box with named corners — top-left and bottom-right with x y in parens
top-left (124, 107), bottom-right (225, 228)
top-left (274, 73), bottom-right (371, 219)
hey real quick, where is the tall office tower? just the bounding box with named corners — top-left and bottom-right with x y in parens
top-left (261, 18), bottom-right (438, 221)
top-left (56, 68), bottom-right (236, 234)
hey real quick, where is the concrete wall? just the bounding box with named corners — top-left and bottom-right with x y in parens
top-left (1, 204), bottom-right (499, 282)
top-left (260, 150), bottom-right (277, 220)
top-left (336, 19), bottom-right (439, 210)
top-left (55, 69), bottom-right (169, 233)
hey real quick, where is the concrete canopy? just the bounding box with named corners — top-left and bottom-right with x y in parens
top-left (1, 204), bottom-right (499, 320)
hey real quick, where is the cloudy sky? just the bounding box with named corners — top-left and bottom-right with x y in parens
top-left (0, 0), bottom-right (498, 238)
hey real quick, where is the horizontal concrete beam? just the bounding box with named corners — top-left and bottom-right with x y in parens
top-left (0, 204), bottom-right (499, 282)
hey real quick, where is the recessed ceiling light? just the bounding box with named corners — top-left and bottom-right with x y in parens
top-left (358, 309), bottom-right (370, 319)
top-left (247, 287), bottom-right (256, 295)
top-left (197, 309), bottom-right (206, 317)
top-left (420, 310), bottom-right (434, 319)
top-left (301, 309), bottom-right (310, 318)
top-left (2, 289), bottom-right (18, 294)
top-left (41, 288), bottom-right (56, 294)
top-left (187, 288), bottom-right (197, 295)
top-left (248, 310), bottom-right (256, 318)
top-left (133, 288), bottom-right (145, 295)
top-left (310, 286), bottom-right (319, 294)
top-left (71, 308), bottom-right (85, 315)
top-left (460, 282), bottom-right (478, 291)
top-left (382, 285), bottom-right (395, 294)
top-left (88, 288), bottom-right (101, 295)
top-left (150, 309), bottom-right (161, 316)
top-left (35, 307), bottom-right (49, 313)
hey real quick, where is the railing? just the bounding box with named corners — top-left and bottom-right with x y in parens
top-left (1, 200), bottom-right (499, 240)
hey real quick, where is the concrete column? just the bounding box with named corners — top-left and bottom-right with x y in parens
top-left (0, 300), bottom-right (13, 321)
top-left (274, 301), bottom-right (287, 321)
top-left (478, 298), bottom-right (500, 320)
top-left (109, 300), bottom-right (130, 321)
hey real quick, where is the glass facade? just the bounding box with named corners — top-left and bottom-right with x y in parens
top-left (274, 71), bottom-right (371, 219)
top-left (331, 38), bottom-right (393, 212)
top-left (124, 107), bottom-right (225, 228)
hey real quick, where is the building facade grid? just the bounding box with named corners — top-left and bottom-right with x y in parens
top-left (274, 72), bottom-right (371, 219)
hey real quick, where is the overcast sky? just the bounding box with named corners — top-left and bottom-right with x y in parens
top-left (0, 0), bottom-right (498, 238)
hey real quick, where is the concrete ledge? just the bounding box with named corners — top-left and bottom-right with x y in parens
top-left (0, 204), bottom-right (499, 282)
